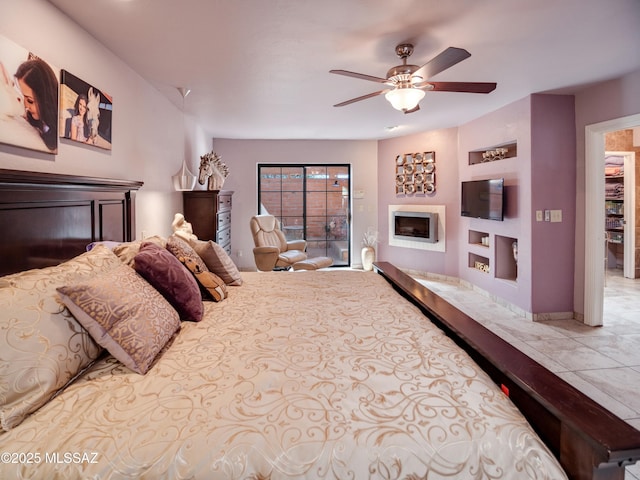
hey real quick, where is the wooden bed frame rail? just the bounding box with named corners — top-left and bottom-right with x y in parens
top-left (375, 261), bottom-right (640, 480)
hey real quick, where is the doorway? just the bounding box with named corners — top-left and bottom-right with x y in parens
top-left (257, 164), bottom-right (351, 267)
top-left (584, 114), bottom-right (640, 326)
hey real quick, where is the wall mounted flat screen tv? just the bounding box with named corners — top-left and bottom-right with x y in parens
top-left (461, 178), bottom-right (504, 221)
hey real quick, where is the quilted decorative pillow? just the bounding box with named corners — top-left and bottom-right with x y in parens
top-left (0, 245), bottom-right (121, 431)
top-left (57, 264), bottom-right (180, 375)
top-left (191, 239), bottom-right (243, 286)
top-left (134, 242), bottom-right (203, 321)
top-left (181, 256), bottom-right (228, 302)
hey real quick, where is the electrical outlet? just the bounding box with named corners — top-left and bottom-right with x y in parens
top-left (536, 210), bottom-right (543, 222)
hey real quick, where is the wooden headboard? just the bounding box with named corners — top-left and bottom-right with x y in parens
top-left (0, 169), bottom-right (143, 276)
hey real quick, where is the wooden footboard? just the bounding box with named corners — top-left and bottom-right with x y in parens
top-left (374, 261), bottom-right (640, 480)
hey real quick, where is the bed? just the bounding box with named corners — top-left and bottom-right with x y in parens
top-left (1, 169), bottom-right (639, 480)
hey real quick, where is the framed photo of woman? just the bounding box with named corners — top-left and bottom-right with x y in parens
top-left (59, 70), bottom-right (112, 150)
top-left (0, 34), bottom-right (59, 154)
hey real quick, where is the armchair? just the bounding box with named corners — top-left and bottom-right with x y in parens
top-left (250, 215), bottom-right (307, 271)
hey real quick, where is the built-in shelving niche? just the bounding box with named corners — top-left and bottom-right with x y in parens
top-left (495, 235), bottom-right (518, 282)
top-left (468, 252), bottom-right (490, 274)
top-left (469, 229), bottom-right (489, 248)
top-left (469, 141), bottom-right (517, 165)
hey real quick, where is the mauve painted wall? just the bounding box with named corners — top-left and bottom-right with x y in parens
top-left (458, 97), bottom-right (533, 311)
top-left (379, 94), bottom-right (577, 315)
top-left (530, 94), bottom-right (576, 313)
top-left (377, 128), bottom-right (459, 275)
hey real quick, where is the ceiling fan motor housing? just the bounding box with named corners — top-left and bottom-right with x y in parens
top-left (387, 66), bottom-right (421, 85)
top-left (395, 43), bottom-right (414, 59)
top-left (388, 44), bottom-right (422, 85)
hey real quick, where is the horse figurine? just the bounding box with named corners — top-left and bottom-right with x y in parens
top-left (198, 151), bottom-right (229, 190)
top-left (86, 87), bottom-right (100, 144)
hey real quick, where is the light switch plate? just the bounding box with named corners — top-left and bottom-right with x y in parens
top-left (550, 209), bottom-right (562, 223)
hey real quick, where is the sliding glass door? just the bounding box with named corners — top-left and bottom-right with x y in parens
top-left (258, 164), bottom-right (350, 266)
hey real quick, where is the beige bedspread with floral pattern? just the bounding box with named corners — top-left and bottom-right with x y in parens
top-left (0, 270), bottom-right (567, 479)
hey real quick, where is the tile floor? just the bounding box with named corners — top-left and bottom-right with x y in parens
top-left (413, 268), bottom-right (640, 480)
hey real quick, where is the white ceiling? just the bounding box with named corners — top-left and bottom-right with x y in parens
top-left (47, 0), bottom-right (640, 141)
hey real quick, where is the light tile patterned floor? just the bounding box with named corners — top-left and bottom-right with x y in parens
top-left (413, 268), bottom-right (640, 480)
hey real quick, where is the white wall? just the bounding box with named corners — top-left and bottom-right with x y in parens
top-left (210, 139), bottom-right (378, 270)
top-left (0, 0), bottom-right (209, 239)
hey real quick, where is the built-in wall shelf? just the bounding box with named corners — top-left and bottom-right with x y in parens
top-left (603, 151), bottom-right (637, 277)
top-left (469, 141), bottom-right (518, 165)
top-left (469, 252), bottom-right (490, 274)
top-left (605, 172), bottom-right (624, 247)
top-left (495, 235), bottom-right (518, 282)
top-left (469, 229), bottom-right (490, 248)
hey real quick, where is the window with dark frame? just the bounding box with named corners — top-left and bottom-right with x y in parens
top-left (257, 164), bottom-right (351, 266)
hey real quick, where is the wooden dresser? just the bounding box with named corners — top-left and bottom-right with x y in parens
top-left (182, 190), bottom-right (233, 254)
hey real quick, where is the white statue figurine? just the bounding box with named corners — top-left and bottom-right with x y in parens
top-left (172, 213), bottom-right (197, 242)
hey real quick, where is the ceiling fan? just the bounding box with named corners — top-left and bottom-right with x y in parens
top-left (330, 44), bottom-right (496, 114)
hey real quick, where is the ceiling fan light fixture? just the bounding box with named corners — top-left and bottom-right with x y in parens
top-left (385, 87), bottom-right (425, 112)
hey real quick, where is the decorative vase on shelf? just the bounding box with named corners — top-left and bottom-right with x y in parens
top-left (361, 246), bottom-right (375, 272)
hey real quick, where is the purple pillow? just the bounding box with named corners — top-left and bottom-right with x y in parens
top-left (134, 242), bottom-right (203, 321)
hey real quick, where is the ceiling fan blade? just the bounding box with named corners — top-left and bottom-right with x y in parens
top-left (423, 81), bottom-right (497, 93)
top-left (404, 105), bottom-right (420, 114)
top-left (333, 90), bottom-right (387, 107)
top-left (413, 47), bottom-right (471, 81)
top-left (330, 69), bottom-right (390, 84)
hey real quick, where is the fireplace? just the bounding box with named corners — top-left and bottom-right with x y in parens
top-left (392, 211), bottom-right (438, 243)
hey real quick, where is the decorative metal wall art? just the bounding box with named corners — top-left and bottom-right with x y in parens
top-left (395, 151), bottom-right (435, 195)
